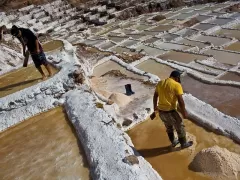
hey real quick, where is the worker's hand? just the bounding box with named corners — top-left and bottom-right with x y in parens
top-left (182, 111), bottom-right (188, 119)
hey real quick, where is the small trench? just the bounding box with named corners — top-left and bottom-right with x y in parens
top-left (127, 116), bottom-right (240, 180)
top-left (0, 107), bottom-right (90, 180)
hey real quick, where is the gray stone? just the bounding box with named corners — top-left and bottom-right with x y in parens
top-left (123, 155), bottom-right (139, 165)
top-left (122, 119), bottom-right (133, 126)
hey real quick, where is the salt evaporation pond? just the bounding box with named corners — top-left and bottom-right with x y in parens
top-left (158, 51), bottom-right (208, 63)
top-left (128, 116), bottom-right (240, 180)
top-left (182, 75), bottom-right (240, 119)
top-left (135, 59), bottom-right (174, 79)
top-left (0, 65), bottom-right (57, 98)
top-left (0, 107), bottom-right (90, 180)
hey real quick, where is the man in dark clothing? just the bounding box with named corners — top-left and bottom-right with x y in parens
top-left (11, 25), bottom-right (52, 80)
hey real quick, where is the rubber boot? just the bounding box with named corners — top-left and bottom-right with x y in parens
top-left (167, 132), bottom-right (179, 147)
top-left (179, 136), bottom-right (193, 149)
top-left (125, 84), bottom-right (135, 96)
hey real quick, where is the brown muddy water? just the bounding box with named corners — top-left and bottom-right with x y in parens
top-left (182, 75), bottom-right (240, 119)
top-left (0, 107), bottom-right (90, 180)
top-left (218, 72), bottom-right (240, 82)
top-left (93, 60), bottom-right (146, 80)
top-left (0, 65), bottom-right (57, 98)
top-left (224, 41), bottom-right (240, 52)
top-left (158, 51), bottom-right (208, 63)
top-left (135, 59), bottom-right (174, 79)
top-left (128, 116), bottom-right (240, 180)
top-left (42, 40), bottom-right (64, 52)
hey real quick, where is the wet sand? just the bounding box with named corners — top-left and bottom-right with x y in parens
top-left (182, 75), bottom-right (240, 119)
top-left (0, 107), bottom-right (90, 180)
top-left (136, 59), bottom-right (174, 79)
top-left (158, 51), bottom-right (208, 63)
top-left (128, 116), bottom-right (240, 180)
top-left (0, 65), bottom-right (57, 98)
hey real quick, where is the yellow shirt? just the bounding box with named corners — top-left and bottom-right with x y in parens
top-left (155, 78), bottom-right (183, 111)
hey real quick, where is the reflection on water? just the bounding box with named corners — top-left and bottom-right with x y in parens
top-left (128, 116), bottom-right (240, 180)
top-left (0, 107), bottom-right (90, 180)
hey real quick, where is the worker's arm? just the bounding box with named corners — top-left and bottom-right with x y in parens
top-left (153, 89), bottom-right (158, 111)
top-left (35, 39), bottom-right (40, 54)
top-left (18, 37), bottom-right (26, 57)
top-left (177, 94), bottom-right (188, 119)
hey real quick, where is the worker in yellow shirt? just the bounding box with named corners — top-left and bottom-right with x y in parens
top-left (153, 70), bottom-right (193, 149)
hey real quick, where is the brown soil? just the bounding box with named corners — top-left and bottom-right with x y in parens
top-left (151, 15), bottom-right (166, 21)
top-left (0, 64), bottom-right (57, 98)
top-left (183, 17), bottom-right (200, 27)
top-left (0, 0), bottom-right (53, 11)
top-left (224, 3), bottom-right (240, 12)
top-left (0, 107), bottom-right (90, 180)
top-left (116, 53), bottom-right (144, 63)
top-left (101, 70), bottom-right (155, 86)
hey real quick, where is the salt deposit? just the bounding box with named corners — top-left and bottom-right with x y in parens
top-left (108, 93), bottom-right (132, 107)
top-left (189, 146), bottom-right (240, 180)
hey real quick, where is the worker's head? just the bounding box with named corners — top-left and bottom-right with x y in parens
top-left (11, 25), bottom-right (21, 37)
top-left (169, 70), bottom-right (182, 83)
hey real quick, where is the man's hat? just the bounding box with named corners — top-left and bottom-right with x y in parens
top-left (11, 25), bottom-right (19, 36)
top-left (170, 70), bottom-right (182, 78)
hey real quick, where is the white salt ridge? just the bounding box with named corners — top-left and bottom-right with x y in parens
top-left (0, 62), bottom-right (76, 132)
top-left (0, 44), bottom-right (23, 75)
top-left (150, 57), bottom-right (240, 87)
top-left (184, 93), bottom-right (240, 144)
top-left (65, 89), bottom-right (161, 180)
top-left (167, 60), bottom-right (220, 76)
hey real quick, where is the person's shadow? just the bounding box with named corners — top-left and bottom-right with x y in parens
top-left (137, 145), bottom-right (182, 157)
top-left (0, 79), bottom-right (40, 91)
